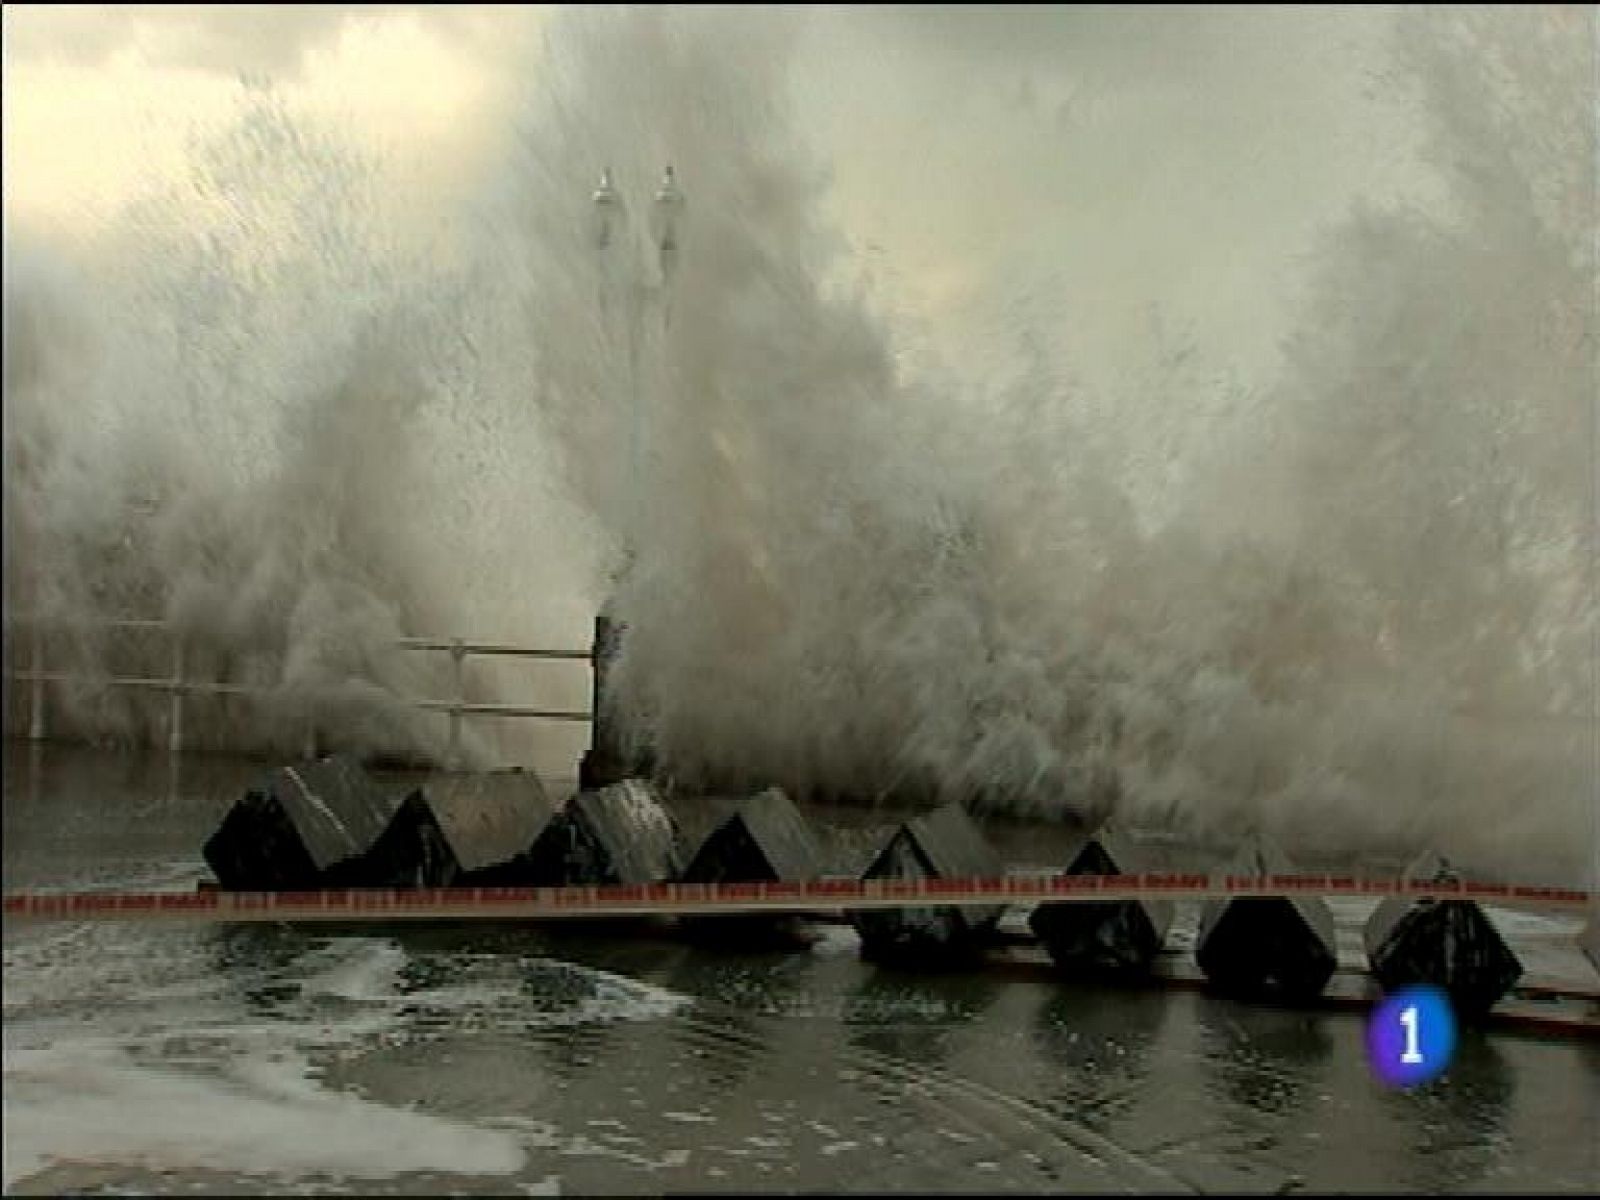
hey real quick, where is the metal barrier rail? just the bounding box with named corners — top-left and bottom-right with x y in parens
top-left (5, 614), bottom-right (1588, 768)
top-left (7, 671), bottom-right (255, 695)
top-left (2, 613), bottom-right (594, 765)
top-left (396, 637), bottom-right (590, 661)
top-left (2, 874), bottom-right (1592, 926)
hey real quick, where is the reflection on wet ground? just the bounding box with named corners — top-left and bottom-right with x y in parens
top-left (4, 748), bottom-right (1598, 1194)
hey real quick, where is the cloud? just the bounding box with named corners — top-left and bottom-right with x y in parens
top-left (4, 5), bottom-right (353, 76)
top-left (1, 5), bottom-right (535, 80)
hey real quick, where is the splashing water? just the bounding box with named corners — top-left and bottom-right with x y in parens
top-left (2, 8), bottom-right (1594, 878)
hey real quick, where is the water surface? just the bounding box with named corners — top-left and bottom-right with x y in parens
top-left (4, 748), bottom-right (1597, 1194)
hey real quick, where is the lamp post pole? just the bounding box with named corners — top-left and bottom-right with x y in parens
top-left (581, 164), bottom-right (683, 790)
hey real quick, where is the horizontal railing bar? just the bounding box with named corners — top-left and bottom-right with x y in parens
top-left (414, 702), bottom-right (594, 721)
top-left (4, 669), bottom-right (591, 722)
top-left (5, 671), bottom-right (252, 695)
top-left (6, 620), bottom-right (588, 662)
top-left (394, 638), bottom-right (590, 660)
top-left (4, 615), bottom-right (167, 631)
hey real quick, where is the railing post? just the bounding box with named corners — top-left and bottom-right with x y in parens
top-left (28, 619), bottom-right (45, 742)
top-left (165, 742), bottom-right (182, 806)
top-left (447, 637), bottom-right (465, 771)
top-left (168, 634), bottom-right (185, 757)
top-left (579, 611), bottom-right (621, 790)
top-left (27, 736), bottom-right (42, 807)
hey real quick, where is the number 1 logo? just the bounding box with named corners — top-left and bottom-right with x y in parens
top-left (1367, 986), bottom-right (1455, 1088)
top-left (1399, 1004), bottom-right (1423, 1065)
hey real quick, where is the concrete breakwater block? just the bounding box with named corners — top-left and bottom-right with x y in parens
top-left (849, 801), bottom-right (1006, 966)
top-left (1196, 837), bottom-right (1337, 1002)
top-left (679, 787), bottom-right (825, 944)
top-left (1029, 825), bottom-right (1174, 975)
top-left (524, 778), bottom-right (684, 886)
top-left (203, 755), bottom-right (400, 891)
top-left (1364, 853), bottom-right (1522, 1019)
top-left (360, 770), bottom-right (555, 888)
top-left (681, 788), bottom-right (825, 884)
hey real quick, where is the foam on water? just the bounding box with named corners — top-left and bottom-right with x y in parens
top-left (297, 939), bottom-right (409, 1004)
top-left (2, 1037), bottom-right (526, 1188)
top-left (1, 923), bottom-right (692, 1190)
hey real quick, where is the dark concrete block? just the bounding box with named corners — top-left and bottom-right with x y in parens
top-left (360, 770), bottom-right (555, 888)
top-left (1029, 825), bottom-right (1174, 975)
top-left (202, 755), bottom-right (400, 891)
top-left (679, 787), bottom-right (825, 945)
top-left (524, 778), bottom-right (683, 886)
top-left (1195, 837), bottom-right (1337, 1002)
top-left (849, 801), bottom-right (1006, 966)
top-left (1364, 852), bottom-right (1522, 1019)
top-left (681, 787), bottom-right (824, 884)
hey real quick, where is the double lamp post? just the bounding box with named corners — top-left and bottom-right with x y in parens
top-left (580, 164), bottom-right (684, 789)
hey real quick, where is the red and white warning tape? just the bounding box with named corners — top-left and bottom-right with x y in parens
top-left (2, 873), bottom-right (1593, 926)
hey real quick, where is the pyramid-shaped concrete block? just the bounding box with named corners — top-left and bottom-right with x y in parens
top-left (679, 787), bottom-right (825, 944)
top-left (1195, 836), bottom-right (1337, 1002)
top-left (361, 770), bottom-right (555, 888)
top-left (1363, 852), bottom-right (1522, 1019)
top-left (681, 787), bottom-right (824, 884)
top-left (203, 755), bottom-right (400, 891)
top-left (849, 801), bottom-right (1006, 966)
top-left (524, 778), bottom-right (684, 886)
top-left (1029, 824), bottom-right (1174, 975)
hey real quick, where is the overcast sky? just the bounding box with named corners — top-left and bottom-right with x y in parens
top-left (2, 4), bottom-right (1444, 392)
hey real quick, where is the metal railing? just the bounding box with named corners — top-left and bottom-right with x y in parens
top-left (2, 613), bottom-right (594, 768)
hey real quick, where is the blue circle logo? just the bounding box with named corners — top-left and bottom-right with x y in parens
top-left (1366, 985), bottom-right (1457, 1089)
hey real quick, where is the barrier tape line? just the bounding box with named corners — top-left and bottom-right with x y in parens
top-left (1, 874), bottom-right (1592, 925)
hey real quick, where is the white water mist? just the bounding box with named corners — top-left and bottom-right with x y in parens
top-left (2, 7), bottom-right (1592, 880)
